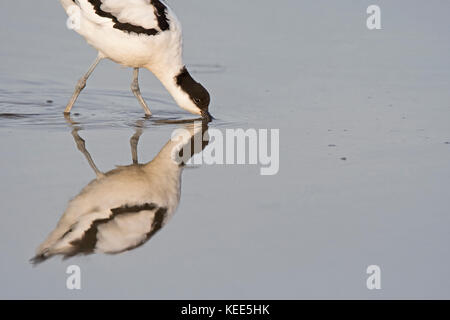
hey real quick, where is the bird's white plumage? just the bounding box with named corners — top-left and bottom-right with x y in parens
top-left (73, 0), bottom-right (164, 28)
top-left (64, 0), bottom-right (182, 69)
top-left (94, 0), bottom-right (161, 29)
top-left (95, 209), bottom-right (156, 252)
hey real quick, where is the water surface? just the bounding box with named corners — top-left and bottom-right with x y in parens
top-left (0, 0), bottom-right (450, 299)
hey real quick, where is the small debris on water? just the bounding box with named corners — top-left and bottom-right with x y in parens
top-left (340, 157), bottom-right (347, 161)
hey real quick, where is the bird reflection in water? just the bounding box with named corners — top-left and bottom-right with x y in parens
top-left (31, 117), bottom-right (209, 265)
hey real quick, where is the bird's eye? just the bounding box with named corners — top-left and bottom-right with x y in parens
top-left (194, 98), bottom-right (201, 104)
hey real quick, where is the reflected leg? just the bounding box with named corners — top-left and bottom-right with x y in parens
top-left (71, 128), bottom-right (104, 179)
top-left (130, 120), bottom-right (144, 164)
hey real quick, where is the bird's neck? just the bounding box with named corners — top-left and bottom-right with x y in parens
top-left (146, 62), bottom-right (201, 115)
top-left (143, 134), bottom-right (185, 179)
top-left (144, 122), bottom-right (204, 172)
top-left (150, 140), bottom-right (184, 169)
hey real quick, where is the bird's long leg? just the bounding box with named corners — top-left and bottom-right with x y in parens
top-left (130, 120), bottom-right (144, 164)
top-left (131, 68), bottom-right (152, 116)
top-left (71, 127), bottom-right (104, 179)
top-left (64, 55), bottom-right (103, 114)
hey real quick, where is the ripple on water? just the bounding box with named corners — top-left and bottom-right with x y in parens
top-left (0, 87), bottom-right (238, 131)
top-left (189, 63), bottom-right (226, 75)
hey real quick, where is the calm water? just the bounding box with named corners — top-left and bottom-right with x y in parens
top-left (0, 0), bottom-right (450, 298)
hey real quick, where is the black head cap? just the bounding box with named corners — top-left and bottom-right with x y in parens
top-left (175, 67), bottom-right (211, 120)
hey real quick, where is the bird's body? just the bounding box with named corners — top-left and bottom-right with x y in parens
top-left (67, 0), bottom-right (182, 70)
top-left (59, 0), bottom-right (211, 119)
top-left (32, 121), bottom-right (207, 263)
top-left (34, 163), bottom-right (180, 259)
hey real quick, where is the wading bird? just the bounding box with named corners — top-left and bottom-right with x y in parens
top-left (31, 118), bottom-right (209, 264)
top-left (60, 0), bottom-right (212, 120)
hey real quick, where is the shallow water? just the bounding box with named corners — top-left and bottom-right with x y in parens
top-left (1, 0), bottom-right (450, 298)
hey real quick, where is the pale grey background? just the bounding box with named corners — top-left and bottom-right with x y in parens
top-left (0, 0), bottom-right (449, 299)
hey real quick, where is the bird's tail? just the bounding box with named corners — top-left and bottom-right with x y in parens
top-left (30, 237), bottom-right (66, 266)
top-left (30, 237), bottom-right (76, 266)
top-left (30, 250), bottom-right (52, 266)
top-left (30, 248), bottom-right (74, 266)
top-left (30, 228), bottom-right (76, 266)
top-left (31, 207), bottom-right (114, 266)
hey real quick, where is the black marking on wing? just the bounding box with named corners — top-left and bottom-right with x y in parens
top-left (150, 0), bottom-right (170, 31)
top-left (31, 204), bottom-right (169, 265)
top-left (122, 207), bottom-right (168, 252)
top-left (145, 207), bottom-right (167, 239)
top-left (69, 203), bottom-right (159, 255)
top-left (61, 227), bottom-right (74, 240)
top-left (87, 0), bottom-right (170, 36)
top-left (111, 203), bottom-right (157, 215)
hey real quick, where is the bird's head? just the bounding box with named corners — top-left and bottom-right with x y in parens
top-left (174, 67), bottom-right (212, 122)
